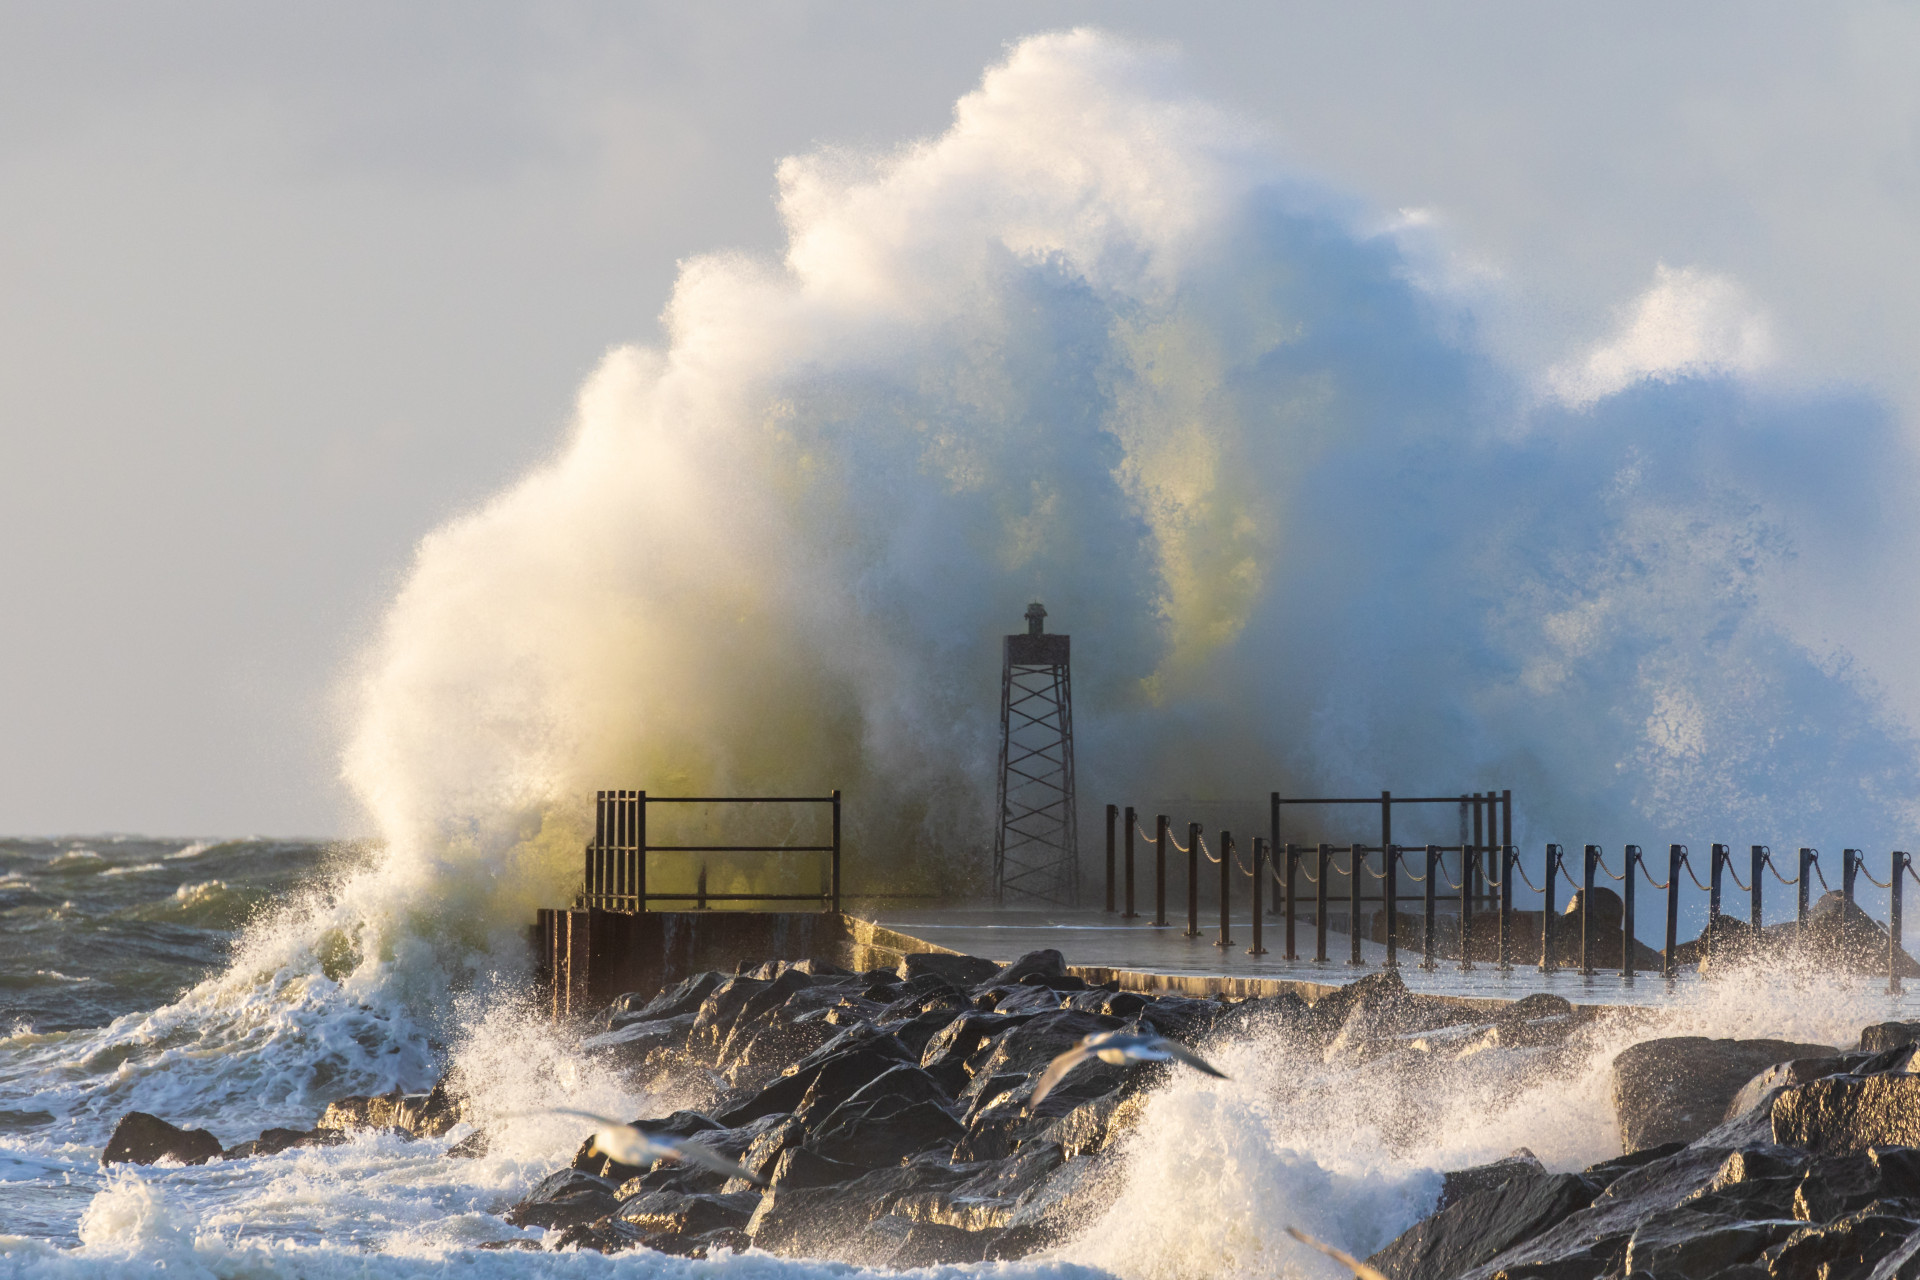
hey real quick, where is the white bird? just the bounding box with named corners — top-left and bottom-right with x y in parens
top-left (1284, 1226), bottom-right (1391, 1280)
top-left (1027, 1029), bottom-right (1228, 1110)
top-left (523, 1109), bottom-right (767, 1186)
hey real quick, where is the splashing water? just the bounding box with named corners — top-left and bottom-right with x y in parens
top-left (10, 25), bottom-right (1920, 1277)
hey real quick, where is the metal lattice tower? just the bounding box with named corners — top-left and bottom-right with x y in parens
top-left (993, 602), bottom-right (1079, 905)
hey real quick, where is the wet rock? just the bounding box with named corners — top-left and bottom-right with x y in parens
top-left (615, 1187), bottom-right (759, 1236)
top-left (1768, 1199), bottom-right (1920, 1280)
top-left (626, 1111), bottom-right (792, 1195)
top-left (1035, 1090), bottom-right (1148, 1161)
top-left (728, 1114), bottom-right (803, 1186)
top-left (613, 971), bottom-right (728, 1026)
top-left (1772, 1073), bottom-right (1920, 1152)
top-left (1723, 1056), bottom-right (1856, 1124)
top-left (899, 952), bottom-right (1001, 987)
top-left (1438, 1150), bottom-right (1547, 1212)
top-left (1789, 1148), bottom-right (1920, 1223)
top-left (1137, 994), bottom-right (1226, 1043)
top-left (1611, 1036), bottom-right (1836, 1152)
top-left (978, 984), bottom-right (1068, 1016)
top-left (503, 1168), bottom-right (620, 1229)
top-left (221, 1126), bottom-right (343, 1159)
top-left (888, 1008), bottom-right (968, 1060)
top-left (1306, 969), bottom-right (1467, 1057)
top-left (1861, 1022), bottom-right (1920, 1054)
top-left (984, 950), bottom-right (1068, 986)
top-left (1621, 1207), bottom-right (1795, 1278)
top-left (1800, 890), bottom-right (1920, 978)
top-left (890, 1140), bottom-right (1065, 1231)
top-left (315, 1081), bottom-right (459, 1138)
top-left (764, 1144), bottom-right (865, 1189)
top-left (1579, 1142), bottom-right (1688, 1193)
top-left (571, 1109), bottom-right (721, 1182)
top-left (919, 1012), bottom-right (1034, 1075)
top-left (580, 1013), bottom-right (698, 1062)
top-left (1367, 1164), bottom-right (1598, 1280)
top-left (687, 974), bottom-right (775, 1059)
top-left (880, 1219), bottom-right (998, 1266)
top-left (806, 1095), bottom-right (965, 1169)
top-left (714, 1034), bottom-right (912, 1126)
top-left (102, 1112), bottom-right (224, 1166)
top-left (446, 1130), bottom-right (489, 1159)
top-left (957, 1010), bottom-right (1126, 1110)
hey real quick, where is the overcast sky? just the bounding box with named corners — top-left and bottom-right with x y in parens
top-left (4, 2), bottom-right (1918, 836)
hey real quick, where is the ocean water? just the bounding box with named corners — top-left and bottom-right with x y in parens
top-left (2, 830), bottom-right (1909, 1279)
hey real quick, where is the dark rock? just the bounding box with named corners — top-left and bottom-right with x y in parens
top-left (687, 975), bottom-right (774, 1059)
top-left (615, 1188), bottom-right (758, 1236)
top-left (884, 1219), bottom-right (997, 1266)
top-left (1580, 1141), bottom-right (1688, 1192)
top-left (627, 1112), bottom-right (792, 1196)
top-left (1367, 1165), bottom-right (1597, 1280)
top-left (102, 1112), bottom-right (224, 1166)
top-left (958, 1010), bottom-right (1125, 1109)
top-left (747, 958), bottom-right (854, 981)
top-left (1137, 995), bottom-right (1226, 1043)
top-left (984, 950), bottom-right (1068, 987)
top-left (766, 1145), bottom-right (866, 1189)
top-left (1801, 890), bottom-right (1920, 978)
top-left (1621, 1207), bottom-right (1795, 1278)
top-left (571, 1109), bottom-right (721, 1182)
top-left (1438, 1151), bottom-right (1547, 1212)
top-left (545, 1216), bottom-right (648, 1253)
top-left (978, 984), bottom-right (1069, 1016)
top-left (1790, 1148), bottom-right (1920, 1223)
top-left (731, 1115), bottom-right (803, 1185)
top-left (899, 952), bottom-right (1001, 987)
top-left (222, 1126), bottom-right (340, 1160)
top-left (581, 1013), bottom-right (698, 1061)
top-left (1768, 1199), bottom-right (1920, 1280)
top-left (889, 1141), bottom-right (1065, 1231)
top-left (316, 1083), bottom-right (457, 1138)
top-left (1036, 1091), bottom-right (1147, 1160)
top-left (502, 1168), bottom-right (620, 1229)
top-left (1862, 1023), bottom-right (1920, 1054)
top-left (715, 1035), bottom-right (911, 1126)
top-left (1503, 993), bottom-right (1575, 1021)
top-left (746, 1165), bottom-right (971, 1255)
top-left (618, 971), bottom-right (728, 1025)
top-left (1723, 1056), bottom-right (1856, 1123)
top-left (920, 1012), bottom-right (1034, 1075)
top-left (706, 968), bottom-right (823, 1065)
top-left (807, 1096), bottom-right (965, 1169)
top-left (1306, 969), bottom-right (1467, 1057)
top-left (1611, 1036), bottom-right (1836, 1152)
top-left (888, 1008), bottom-right (965, 1060)
top-left (446, 1130), bottom-right (489, 1159)
top-left (1773, 1073), bottom-right (1920, 1152)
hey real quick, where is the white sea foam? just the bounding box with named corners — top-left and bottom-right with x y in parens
top-left (97, 864), bottom-right (163, 878)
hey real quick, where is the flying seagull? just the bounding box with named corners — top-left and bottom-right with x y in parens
top-left (1284, 1226), bottom-right (1391, 1280)
top-left (519, 1108), bottom-right (768, 1186)
top-left (1027, 1029), bottom-right (1228, 1110)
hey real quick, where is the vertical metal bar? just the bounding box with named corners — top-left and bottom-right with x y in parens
top-left (1622, 845), bottom-right (1637, 980)
top-left (1798, 848), bottom-right (1813, 927)
top-left (637, 791), bottom-right (648, 910)
top-left (1708, 844), bottom-right (1726, 966)
top-left (1422, 844), bottom-right (1438, 970)
top-left (1751, 845), bottom-right (1765, 932)
top-left (1217, 831), bottom-right (1234, 948)
top-left (1284, 842), bottom-right (1299, 960)
top-left (1664, 844), bottom-right (1682, 979)
top-left (1498, 842), bottom-right (1514, 971)
top-left (1582, 844), bottom-right (1599, 976)
top-left (1123, 806), bottom-right (1137, 919)
top-left (1271, 792), bottom-right (1283, 913)
top-left (1458, 839), bottom-right (1474, 971)
top-left (1541, 844), bottom-right (1559, 972)
top-left (1472, 793), bottom-right (1485, 906)
top-left (1105, 805), bottom-right (1116, 913)
top-left (1891, 851), bottom-right (1907, 995)
top-left (1384, 843), bottom-right (1399, 968)
top-left (1349, 843), bottom-right (1364, 965)
top-left (1187, 823), bottom-right (1202, 938)
top-left (1248, 838), bottom-right (1267, 955)
top-left (1316, 842), bottom-right (1330, 962)
top-left (1154, 815), bottom-right (1169, 927)
top-left (1844, 849), bottom-right (1859, 911)
top-left (828, 790), bottom-right (839, 914)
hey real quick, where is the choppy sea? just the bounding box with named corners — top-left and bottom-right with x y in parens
top-left (2, 832), bottom-right (1911, 1279)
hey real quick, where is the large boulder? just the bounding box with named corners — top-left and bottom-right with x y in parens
top-left (983, 950), bottom-right (1068, 987)
top-left (1772, 1073), bottom-right (1920, 1152)
top-left (503, 1168), bottom-right (620, 1229)
top-left (609, 970), bottom-right (728, 1026)
top-left (1800, 891), bottom-right (1920, 978)
top-left (1611, 1036), bottom-right (1836, 1152)
top-left (1366, 1162), bottom-right (1597, 1280)
top-left (102, 1112), bottom-right (223, 1166)
top-left (899, 953), bottom-right (1001, 987)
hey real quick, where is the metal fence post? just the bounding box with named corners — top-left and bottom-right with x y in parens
top-left (827, 790), bottom-right (837, 914)
top-left (1271, 792), bottom-right (1283, 914)
top-left (1350, 844), bottom-right (1365, 965)
top-left (1249, 838), bottom-right (1267, 955)
top-left (638, 790), bottom-right (649, 911)
top-left (1458, 840), bottom-right (1474, 971)
top-left (1708, 843), bottom-right (1727, 964)
top-left (1498, 843), bottom-right (1514, 971)
top-left (1798, 848), bottom-right (1814, 928)
top-left (1217, 831), bottom-right (1234, 948)
top-left (1541, 844), bottom-right (1559, 972)
top-left (1843, 849), bottom-right (1860, 913)
top-left (1664, 844), bottom-right (1682, 979)
top-left (1316, 842), bottom-right (1331, 962)
top-left (1422, 844), bottom-right (1438, 970)
top-left (1622, 845), bottom-right (1638, 981)
top-left (1123, 806), bottom-right (1137, 919)
top-left (1582, 844), bottom-right (1599, 976)
top-left (1284, 842), bottom-right (1299, 960)
top-left (1751, 845), bottom-right (1765, 932)
top-left (1105, 805), bottom-right (1117, 913)
top-left (1154, 815), bottom-right (1170, 927)
top-left (1187, 823), bottom-right (1202, 938)
top-left (1892, 851), bottom-right (1908, 995)
top-left (1384, 843), bottom-right (1400, 968)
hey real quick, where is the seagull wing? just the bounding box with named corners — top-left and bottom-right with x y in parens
top-left (665, 1137), bottom-right (769, 1187)
top-left (1028, 1045), bottom-right (1095, 1111)
top-left (1159, 1040), bottom-right (1229, 1080)
top-left (1284, 1226), bottom-right (1392, 1280)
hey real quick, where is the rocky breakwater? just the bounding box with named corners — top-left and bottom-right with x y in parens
top-left (1368, 1020), bottom-right (1920, 1280)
